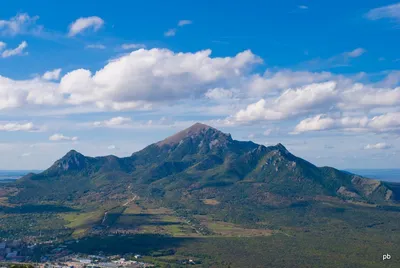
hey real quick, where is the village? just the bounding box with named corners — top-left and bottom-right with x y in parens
top-left (0, 238), bottom-right (199, 268)
top-left (0, 239), bottom-right (154, 268)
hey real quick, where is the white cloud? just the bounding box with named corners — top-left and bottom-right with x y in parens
top-left (378, 71), bottom-right (400, 87)
top-left (366, 3), bottom-right (400, 21)
top-left (0, 48), bottom-right (256, 112)
top-left (345, 48), bottom-right (366, 58)
top-left (42, 68), bottom-right (62, 81)
top-left (0, 41), bottom-right (5, 50)
top-left (1, 41), bottom-right (28, 58)
top-left (292, 114), bottom-right (368, 133)
top-left (21, 152), bottom-right (31, 157)
top-left (58, 48), bottom-right (261, 106)
top-left (0, 13), bottom-right (42, 36)
top-left (164, 28), bottom-right (176, 37)
top-left (0, 122), bottom-right (38, 132)
top-left (292, 112), bottom-right (400, 134)
top-left (340, 85), bottom-right (400, 109)
top-left (0, 46), bottom-right (399, 142)
top-left (93, 117), bottom-right (132, 127)
top-left (233, 99), bottom-right (284, 122)
top-left (364, 143), bottom-right (392, 150)
top-left (165, 20), bottom-right (192, 37)
top-left (368, 112), bottom-right (400, 131)
top-left (0, 74), bottom-right (62, 109)
top-left (49, 133), bottom-right (78, 141)
top-left (178, 20), bottom-right (192, 26)
top-left (205, 88), bottom-right (234, 100)
top-left (68, 16), bottom-right (104, 37)
top-left (247, 70), bottom-right (332, 96)
top-left (293, 115), bottom-right (336, 133)
top-left (107, 145), bottom-right (117, 150)
top-left (121, 43), bottom-right (146, 50)
top-left (232, 81), bottom-right (338, 122)
top-left (86, 44), bottom-right (106, 49)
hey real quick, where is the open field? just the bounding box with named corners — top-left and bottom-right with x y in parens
top-left (1, 191), bottom-right (399, 267)
top-left (196, 215), bottom-right (272, 237)
top-left (65, 227), bottom-right (400, 268)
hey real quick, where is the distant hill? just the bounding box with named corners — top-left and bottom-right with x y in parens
top-left (13, 123), bottom-right (399, 209)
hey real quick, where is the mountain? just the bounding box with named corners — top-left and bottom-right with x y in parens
top-left (14, 123), bottom-right (399, 209)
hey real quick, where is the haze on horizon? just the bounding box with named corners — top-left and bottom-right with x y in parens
top-left (0, 0), bottom-right (399, 170)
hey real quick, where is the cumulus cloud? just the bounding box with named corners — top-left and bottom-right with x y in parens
top-left (86, 44), bottom-right (106, 49)
top-left (49, 133), bottom-right (78, 141)
top-left (58, 48), bottom-right (261, 106)
top-left (232, 82), bottom-right (338, 122)
top-left (368, 112), bottom-right (400, 131)
top-left (1, 41), bottom-right (28, 58)
top-left (0, 75), bottom-right (62, 109)
top-left (121, 43), bottom-right (146, 50)
top-left (93, 117), bottom-right (132, 127)
top-left (0, 122), bottom-right (38, 132)
top-left (0, 48), bottom-right (258, 111)
top-left (0, 47), bottom-right (399, 140)
top-left (292, 112), bottom-right (400, 134)
top-left (293, 115), bottom-right (336, 133)
top-left (292, 114), bottom-right (368, 133)
top-left (42, 68), bottom-right (62, 81)
top-left (366, 3), bottom-right (400, 21)
top-left (68, 16), bottom-right (104, 37)
top-left (247, 70), bottom-right (332, 96)
top-left (0, 42), bottom-right (5, 50)
top-left (364, 143), bottom-right (392, 150)
top-left (0, 13), bottom-right (42, 36)
top-left (340, 85), bottom-right (400, 109)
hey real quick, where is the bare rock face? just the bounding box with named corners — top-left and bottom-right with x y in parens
top-left (54, 150), bottom-right (87, 171)
top-left (385, 189), bottom-right (393, 201)
top-left (337, 186), bottom-right (360, 198)
top-left (156, 122), bottom-right (233, 153)
top-left (351, 176), bottom-right (381, 196)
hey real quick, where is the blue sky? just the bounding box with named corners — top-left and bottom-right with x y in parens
top-left (0, 0), bottom-right (399, 169)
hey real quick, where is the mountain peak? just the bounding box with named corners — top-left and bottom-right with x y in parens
top-left (54, 149), bottom-right (87, 171)
top-left (156, 123), bottom-right (229, 147)
top-left (63, 149), bottom-right (83, 157)
top-left (189, 122), bottom-right (213, 131)
top-left (275, 143), bottom-right (286, 150)
top-left (274, 143), bottom-right (290, 153)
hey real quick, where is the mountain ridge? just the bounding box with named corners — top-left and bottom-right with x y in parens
top-left (15, 123), bottom-right (399, 206)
